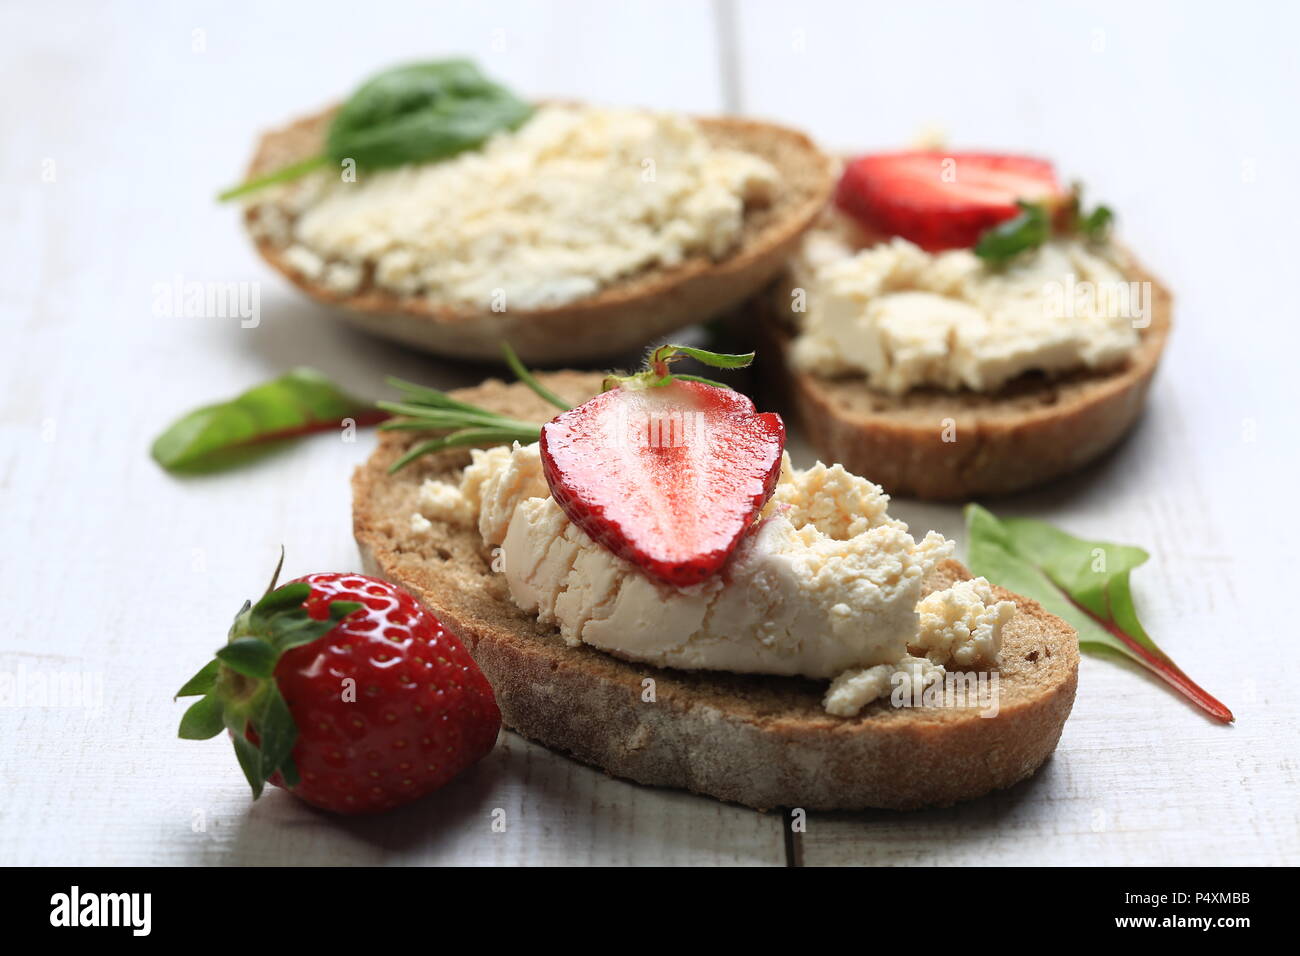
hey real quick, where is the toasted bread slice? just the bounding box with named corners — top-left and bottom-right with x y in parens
top-left (351, 373), bottom-right (1079, 810)
top-left (242, 108), bottom-right (834, 364)
top-left (754, 254), bottom-right (1172, 500)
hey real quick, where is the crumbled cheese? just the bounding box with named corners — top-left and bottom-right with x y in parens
top-left (415, 478), bottom-right (475, 528)
top-left (255, 104), bottom-right (778, 310)
top-left (910, 576), bottom-right (1015, 667)
top-left (282, 244), bottom-right (325, 281)
top-left (458, 442), bottom-right (550, 544)
top-left (788, 219), bottom-right (1143, 394)
top-left (823, 655), bottom-right (946, 717)
top-left (412, 442), bottom-right (1015, 716)
top-left (322, 261), bottom-right (363, 296)
top-left (765, 456), bottom-right (901, 539)
top-left (501, 490), bottom-right (954, 677)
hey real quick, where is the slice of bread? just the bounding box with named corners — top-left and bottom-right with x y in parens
top-left (754, 253), bottom-right (1172, 500)
top-left (242, 108), bottom-right (834, 364)
top-left (352, 373), bottom-right (1079, 811)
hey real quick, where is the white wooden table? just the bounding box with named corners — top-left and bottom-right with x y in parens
top-left (3, 0), bottom-right (1297, 866)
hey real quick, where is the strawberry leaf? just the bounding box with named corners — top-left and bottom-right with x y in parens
top-left (176, 659), bottom-right (220, 698)
top-left (230, 733), bottom-right (266, 800)
top-left (649, 344), bottom-right (756, 371)
top-left (178, 694), bottom-right (225, 740)
top-left (244, 582), bottom-right (362, 653)
top-left (177, 562), bottom-right (365, 802)
top-left (215, 637), bottom-right (279, 679)
top-left (966, 504), bottom-right (1233, 722)
top-left (247, 684), bottom-right (298, 792)
top-left (266, 600), bottom-right (362, 653)
top-left (249, 582), bottom-right (312, 617)
top-left (151, 368), bottom-right (387, 473)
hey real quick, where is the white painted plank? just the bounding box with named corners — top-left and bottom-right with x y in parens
top-left (738, 0), bottom-right (1300, 865)
top-left (0, 0), bottom-right (787, 866)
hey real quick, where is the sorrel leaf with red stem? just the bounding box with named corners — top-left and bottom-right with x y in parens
top-left (965, 504), bottom-right (1232, 722)
top-left (152, 368), bottom-right (386, 473)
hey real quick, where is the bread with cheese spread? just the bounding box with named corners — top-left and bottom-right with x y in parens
top-left (351, 372), bottom-right (1079, 811)
top-left (242, 108), bottom-right (834, 364)
top-left (753, 251), bottom-right (1171, 500)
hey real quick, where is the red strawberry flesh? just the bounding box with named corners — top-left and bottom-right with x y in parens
top-left (540, 380), bottom-right (785, 587)
top-left (835, 151), bottom-right (1065, 251)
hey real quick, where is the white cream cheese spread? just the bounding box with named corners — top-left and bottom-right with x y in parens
top-left (412, 442), bottom-right (1015, 716)
top-left (252, 104), bottom-right (778, 310)
top-left (787, 213), bottom-right (1143, 394)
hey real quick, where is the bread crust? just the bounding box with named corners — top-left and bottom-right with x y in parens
top-left (242, 108), bottom-right (834, 364)
top-left (755, 253), bottom-right (1172, 500)
top-left (351, 373), bottom-right (1079, 810)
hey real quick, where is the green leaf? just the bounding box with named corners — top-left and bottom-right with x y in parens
top-left (218, 60), bottom-right (531, 201)
top-left (227, 599), bottom-right (252, 639)
top-left (1079, 204), bottom-right (1114, 240)
top-left (965, 504), bottom-right (1233, 722)
top-left (974, 202), bottom-right (1051, 264)
top-left (602, 343), bottom-right (757, 392)
top-left (175, 659), bottom-right (220, 698)
top-left (278, 755), bottom-right (301, 789)
top-left (215, 637), bottom-right (279, 679)
top-left (264, 601), bottom-right (364, 654)
top-left (326, 59), bottom-right (532, 169)
top-left (247, 685), bottom-right (298, 792)
top-left (177, 570), bottom-right (345, 802)
top-left (178, 694), bottom-right (225, 740)
top-left (650, 344), bottom-right (755, 371)
top-left (230, 733), bottom-right (266, 800)
top-left (250, 581), bottom-right (312, 618)
top-left (151, 368), bottom-right (385, 473)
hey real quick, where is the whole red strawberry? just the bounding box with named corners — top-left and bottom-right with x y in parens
top-left (177, 563), bottom-right (500, 814)
top-left (540, 344), bottom-right (785, 587)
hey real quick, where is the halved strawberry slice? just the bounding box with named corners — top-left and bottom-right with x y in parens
top-left (539, 348), bottom-right (785, 587)
top-left (835, 151), bottom-right (1066, 251)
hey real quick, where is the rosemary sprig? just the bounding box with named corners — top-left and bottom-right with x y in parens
top-left (379, 375), bottom-right (543, 474)
top-left (501, 342), bottom-right (571, 410)
top-left (381, 341), bottom-right (754, 473)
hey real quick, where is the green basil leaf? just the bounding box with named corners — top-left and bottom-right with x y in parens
top-left (151, 368), bottom-right (384, 473)
top-left (326, 59), bottom-right (532, 169)
top-left (965, 504), bottom-right (1233, 722)
top-left (178, 693), bottom-right (225, 740)
top-left (1079, 204), bottom-right (1114, 240)
top-left (974, 201), bottom-right (1051, 264)
top-left (219, 60), bottom-right (531, 200)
